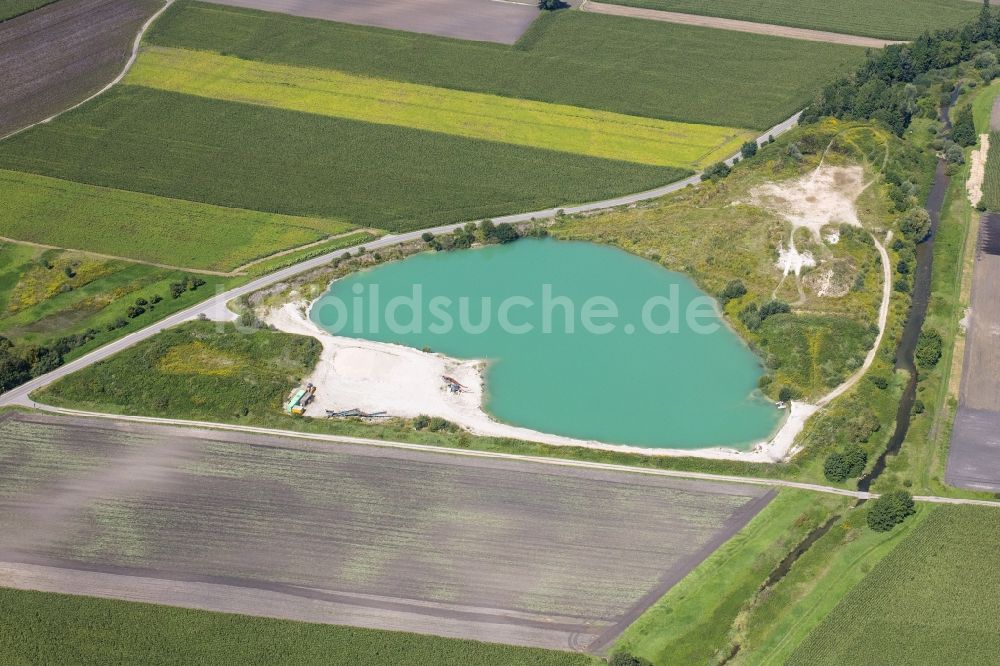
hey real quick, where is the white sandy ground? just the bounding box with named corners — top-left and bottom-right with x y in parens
top-left (967, 133), bottom-right (990, 207)
top-left (265, 302), bottom-right (814, 462)
top-left (750, 165), bottom-right (867, 239)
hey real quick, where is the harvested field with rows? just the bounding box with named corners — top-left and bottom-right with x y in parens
top-left (0, 412), bottom-right (774, 652)
top-left (0, 0), bottom-right (162, 137)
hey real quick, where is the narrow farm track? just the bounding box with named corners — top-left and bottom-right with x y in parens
top-left (580, 1), bottom-right (905, 48)
top-left (14, 405), bottom-right (1000, 509)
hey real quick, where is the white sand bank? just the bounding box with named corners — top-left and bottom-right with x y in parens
top-left (265, 302), bottom-right (813, 462)
top-left (968, 133), bottom-right (989, 207)
top-left (749, 165), bottom-right (866, 239)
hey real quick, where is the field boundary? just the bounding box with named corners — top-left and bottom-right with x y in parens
top-left (580, 1), bottom-right (904, 48)
top-left (0, 228), bottom-right (376, 277)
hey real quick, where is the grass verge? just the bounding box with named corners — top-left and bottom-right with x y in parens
top-left (612, 490), bottom-right (847, 664)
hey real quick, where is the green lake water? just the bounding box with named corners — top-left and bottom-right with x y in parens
top-left (311, 238), bottom-right (782, 449)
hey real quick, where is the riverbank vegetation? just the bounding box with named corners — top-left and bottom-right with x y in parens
top-left (0, 587), bottom-right (593, 666)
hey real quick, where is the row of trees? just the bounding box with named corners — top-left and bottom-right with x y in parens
top-left (802, 1), bottom-right (1000, 134)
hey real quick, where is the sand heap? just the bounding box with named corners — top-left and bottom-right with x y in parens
top-left (750, 165), bottom-right (866, 239)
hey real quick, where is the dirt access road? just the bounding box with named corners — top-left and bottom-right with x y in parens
top-left (0, 411), bottom-right (774, 653)
top-left (581, 1), bottom-right (904, 48)
top-left (0, 0), bottom-right (164, 138)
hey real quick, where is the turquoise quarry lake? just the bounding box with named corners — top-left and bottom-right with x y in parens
top-left (311, 238), bottom-right (782, 449)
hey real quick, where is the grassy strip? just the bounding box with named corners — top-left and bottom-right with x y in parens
top-left (128, 46), bottom-right (752, 169)
top-left (787, 505), bottom-right (1000, 664)
top-left (0, 0), bottom-right (55, 22)
top-left (0, 169), bottom-right (355, 272)
top-left (731, 502), bottom-right (932, 664)
top-left (0, 587), bottom-right (593, 665)
top-left (0, 86), bottom-right (685, 233)
top-left (592, 0), bottom-right (977, 41)
top-left (0, 244), bottom-right (228, 354)
top-left (613, 490), bottom-right (848, 664)
top-left (147, 2), bottom-right (866, 130)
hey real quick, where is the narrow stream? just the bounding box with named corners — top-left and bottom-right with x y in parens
top-left (858, 89), bottom-right (955, 492)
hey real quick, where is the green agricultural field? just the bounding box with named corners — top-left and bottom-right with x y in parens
top-left (0, 170), bottom-right (357, 272)
top-left (0, 0), bottom-right (54, 22)
top-left (0, 243), bottom-right (225, 357)
top-left (148, 1), bottom-right (865, 130)
top-left (980, 130), bottom-right (1000, 210)
top-left (128, 46), bottom-right (751, 169)
top-left (0, 87), bottom-right (684, 233)
top-left (0, 588), bottom-right (593, 666)
top-left (39, 321), bottom-right (319, 421)
top-left (595, 0), bottom-right (979, 41)
top-left (788, 505), bottom-right (1000, 665)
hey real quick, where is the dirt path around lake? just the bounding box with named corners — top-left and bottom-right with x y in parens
top-left (580, 1), bottom-right (905, 48)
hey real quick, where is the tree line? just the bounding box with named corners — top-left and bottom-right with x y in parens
top-left (802, 1), bottom-right (1000, 134)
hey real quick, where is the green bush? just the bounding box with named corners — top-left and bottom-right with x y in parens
top-left (915, 329), bottom-right (943, 368)
top-left (702, 161), bottom-right (731, 181)
top-left (866, 490), bottom-right (916, 531)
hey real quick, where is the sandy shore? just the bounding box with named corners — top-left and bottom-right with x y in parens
top-left (265, 302), bottom-right (814, 463)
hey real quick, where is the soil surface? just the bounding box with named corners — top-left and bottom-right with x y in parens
top-left (947, 215), bottom-right (1000, 492)
top-left (202, 0), bottom-right (539, 45)
top-left (0, 411), bottom-right (773, 652)
top-left (0, 0), bottom-right (162, 138)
